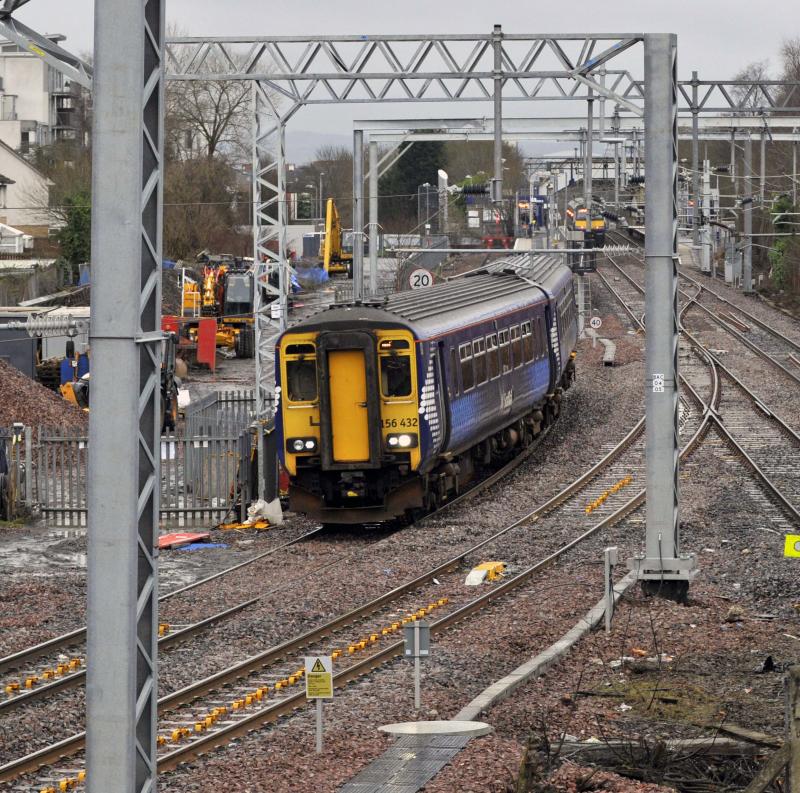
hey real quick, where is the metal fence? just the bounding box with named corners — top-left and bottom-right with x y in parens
top-left (184, 388), bottom-right (255, 436)
top-left (18, 390), bottom-right (258, 529)
top-left (0, 427), bottom-right (30, 522)
top-left (35, 427), bottom-right (87, 527)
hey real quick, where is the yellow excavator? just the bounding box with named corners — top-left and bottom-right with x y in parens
top-left (320, 198), bottom-right (352, 276)
top-left (60, 335), bottom-right (182, 431)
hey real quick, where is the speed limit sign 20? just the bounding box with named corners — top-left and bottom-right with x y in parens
top-left (409, 269), bottom-right (434, 290)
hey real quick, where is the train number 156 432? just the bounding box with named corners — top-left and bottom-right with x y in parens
top-left (381, 417), bottom-right (418, 428)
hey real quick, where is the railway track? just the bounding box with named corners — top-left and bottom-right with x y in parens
top-left (5, 387), bottom-right (717, 791)
top-left (1, 266), bottom-right (726, 793)
top-left (0, 406), bottom-right (566, 720)
top-left (599, 244), bottom-right (800, 522)
top-left (0, 527), bottom-right (332, 711)
top-left (605, 230), bottom-right (800, 388)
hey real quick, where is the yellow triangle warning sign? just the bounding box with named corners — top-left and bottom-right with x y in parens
top-left (311, 658), bottom-right (326, 673)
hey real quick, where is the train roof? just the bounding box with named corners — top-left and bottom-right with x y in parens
top-left (283, 253), bottom-right (572, 341)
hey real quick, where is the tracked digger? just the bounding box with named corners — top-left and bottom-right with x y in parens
top-left (181, 253), bottom-right (256, 357)
top-left (320, 198), bottom-right (353, 276)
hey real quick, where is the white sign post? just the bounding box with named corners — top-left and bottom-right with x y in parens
top-left (305, 655), bottom-right (333, 753)
top-left (403, 621), bottom-right (431, 710)
top-left (409, 268), bottom-right (433, 290)
top-left (589, 316), bottom-right (602, 348)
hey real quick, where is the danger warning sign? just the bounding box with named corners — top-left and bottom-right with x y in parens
top-left (305, 656), bottom-right (333, 699)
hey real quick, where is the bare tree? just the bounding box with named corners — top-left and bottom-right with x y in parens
top-left (165, 26), bottom-right (252, 161)
top-left (731, 60), bottom-right (772, 114)
top-left (311, 145), bottom-right (354, 226)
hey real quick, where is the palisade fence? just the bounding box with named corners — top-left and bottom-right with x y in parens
top-left (6, 389), bottom-right (259, 529)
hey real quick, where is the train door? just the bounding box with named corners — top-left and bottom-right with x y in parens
top-left (327, 349), bottom-right (370, 462)
top-left (497, 323), bottom-right (514, 412)
top-left (545, 304), bottom-right (560, 392)
top-left (317, 330), bottom-right (382, 470)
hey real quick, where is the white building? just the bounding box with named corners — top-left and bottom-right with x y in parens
top-left (0, 139), bottom-right (52, 236)
top-left (0, 34), bottom-right (79, 152)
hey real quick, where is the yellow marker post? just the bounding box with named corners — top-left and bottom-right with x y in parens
top-left (784, 535), bottom-right (800, 558)
top-left (305, 656), bottom-right (333, 754)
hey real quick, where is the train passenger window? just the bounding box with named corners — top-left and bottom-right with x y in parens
top-left (380, 355), bottom-right (412, 398)
top-left (450, 347), bottom-right (459, 395)
top-left (286, 358), bottom-right (317, 402)
top-left (511, 325), bottom-right (522, 368)
top-left (473, 338), bottom-right (487, 384)
top-left (486, 334), bottom-right (500, 379)
top-left (459, 343), bottom-right (474, 391)
top-left (522, 321), bottom-right (534, 362)
top-left (499, 330), bottom-right (511, 374)
top-left (537, 317), bottom-right (546, 358)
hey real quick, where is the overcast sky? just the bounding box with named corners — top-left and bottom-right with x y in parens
top-left (23, 0), bottom-right (796, 74)
top-left (14, 0), bottom-right (800, 160)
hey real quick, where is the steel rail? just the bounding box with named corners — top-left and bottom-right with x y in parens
top-left (0, 414), bottom-right (562, 716)
top-left (602, 249), bottom-right (800, 389)
top-left (0, 398), bottom-right (650, 784)
top-left (155, 374), bottom-right (716, 774)
top-left (0, 527), bottom-right (326, 677)
top-left (605, 231), bottom-right (800, 384)
top-left (601, 248), bottom-right (799, 521)
top-left (683, 272), bottom-right (800, 355)
top-left (0, 595), bottom-right (264, 713)
top-left (610, 226), bottom-right (800, 357)
top-left (4, 258), bottom-right (725, 787)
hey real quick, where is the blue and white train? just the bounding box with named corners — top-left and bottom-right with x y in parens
top-left (275, 254), bottom-right (578, 523)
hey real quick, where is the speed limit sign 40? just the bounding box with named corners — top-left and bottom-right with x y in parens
top-left (589, 316), bottom-right (602, 330)
top-left (409, 269), bottom-right (434, 289)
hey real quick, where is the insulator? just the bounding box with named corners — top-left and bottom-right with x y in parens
top-left (5, 314), bottom-right (89, 338)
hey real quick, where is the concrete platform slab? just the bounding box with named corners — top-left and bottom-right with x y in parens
top-left (379, 720), bottom-right (493, 738)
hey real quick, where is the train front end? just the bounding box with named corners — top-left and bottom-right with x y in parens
top-left (276, 315), bottom-right (427, 523)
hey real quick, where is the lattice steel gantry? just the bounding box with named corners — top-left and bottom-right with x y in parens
top-left (86, 1), bottom-right (164, 792)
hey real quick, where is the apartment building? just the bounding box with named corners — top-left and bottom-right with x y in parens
top-left (0, 33), bottom-right (81, 152)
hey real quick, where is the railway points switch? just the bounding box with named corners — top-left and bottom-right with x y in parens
top-left (465, 561), bottom-right (506, 586)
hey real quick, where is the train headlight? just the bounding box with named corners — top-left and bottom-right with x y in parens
top-left (386, 433), bottom-right (418, 449)
top-left (288, 437), bottom-right (317, 453)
